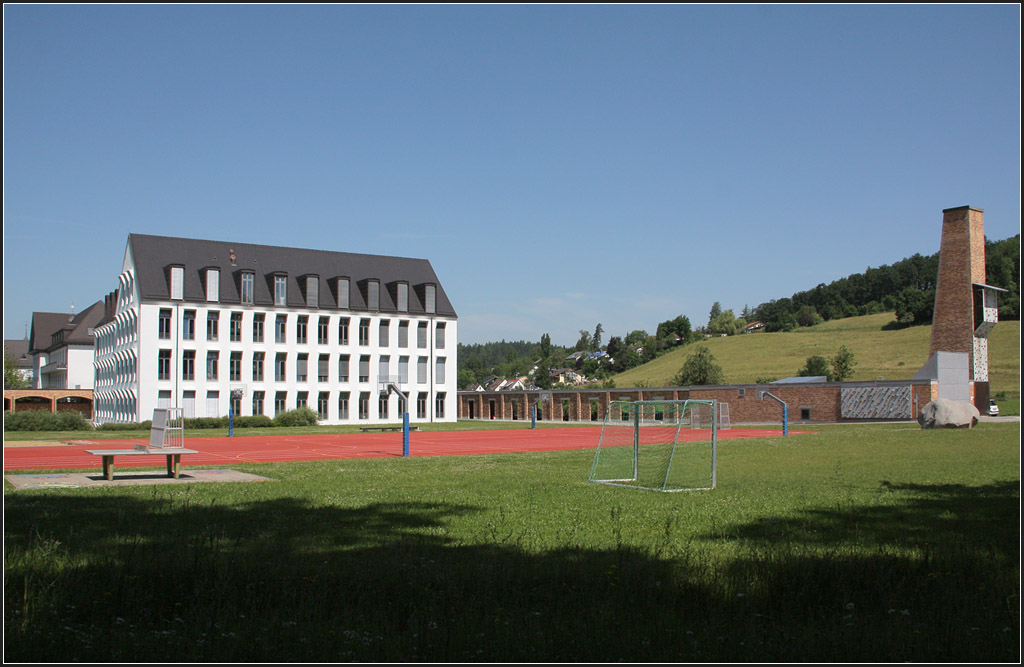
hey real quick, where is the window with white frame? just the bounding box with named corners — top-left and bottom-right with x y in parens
top-left (379, 319), bottom-right (389, 347)
top-left (253, 313), bottom-right (265, 342)
top-left (435, 322), bottom-right (446, 349)
top-left (435, 357), bottom-right (446, 384)
top-left (170, 266), bottom-right (184, 300)
top-left (206, 268), bottom-right (220, 302)
top-left (207, 311), bottom-right (219, 341)
top-left (183, 310), bottom-right (196, 340)
top-left (274, 275), bottom-right (287, 306)
top-left (296, 353), bottom-right (308, 382)
top-left (397, 282), bottom-right (409, 312)
top-left (338, 354), bottom-right (350, 382)
top-left (337, 278), bottom-right (349, 309)
top-left (338, 317), bottom-right (350, 345)
top-left (424, 284), bottom-right (436, 314)
top-left (367, 280), bottom-right (380, 311)
top-left (306, 276), bottom-right (319, 308)
top-left (417, 356), bottom-right (427, 384)
top-left (241, 272), bottom-right (255, 305)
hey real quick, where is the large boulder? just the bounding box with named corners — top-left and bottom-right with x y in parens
top-left (917, 398), bottom-right (980, 429)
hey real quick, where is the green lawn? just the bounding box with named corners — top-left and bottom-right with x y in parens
top-left (613, 313), bottom-right (1020, 399)
top-left (5, 422), bottom-right (1019, 662)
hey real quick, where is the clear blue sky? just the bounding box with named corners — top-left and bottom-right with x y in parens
top-left (4, 4), bottom-right (1020, 346)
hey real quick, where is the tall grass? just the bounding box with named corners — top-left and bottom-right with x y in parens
top-left (4, 423), bottom-right (1019, 662)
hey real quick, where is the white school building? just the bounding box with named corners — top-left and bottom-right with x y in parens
top-left (92, 234), bottom-right (458, 425)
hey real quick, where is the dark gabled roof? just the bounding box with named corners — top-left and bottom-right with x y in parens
top-left (4, 339), bottom-right (31, 367)
top-left (28, 301), bottom-right (106, 353)
top-left (126, 234), bottom-right (457, 317)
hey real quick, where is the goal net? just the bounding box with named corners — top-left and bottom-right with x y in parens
top-left (589, 400), bottom-right (718, 492)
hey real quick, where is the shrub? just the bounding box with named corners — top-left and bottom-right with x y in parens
top-left (4, 410), bottom-right (92, 432)
top-left (672, 346), bottom-right (725, 386)
top-left (184, 417), bottom-right (228, 430)
top-left (233, 415), bottom-right (274, 428)
top-left (273, 406), bottom-right (320, 427)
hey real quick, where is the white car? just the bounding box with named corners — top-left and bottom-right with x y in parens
top-left (987, 400), bottom-right (999, 416)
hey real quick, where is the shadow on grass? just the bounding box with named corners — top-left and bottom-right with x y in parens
top-left (4, 481), bottom-right (1020, 663)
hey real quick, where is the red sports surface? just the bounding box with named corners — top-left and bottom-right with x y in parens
top-left (3, 426), bottom-right (797, 472)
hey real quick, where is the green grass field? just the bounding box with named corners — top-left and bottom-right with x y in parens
top-left (613, 314), bottom-right (1020, 402)
top-left (4, 422), bottom-right (1019, 662)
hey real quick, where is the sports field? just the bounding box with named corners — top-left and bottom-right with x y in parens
top-left (4, 421), bottom-right (1018, 663)
top-left (2, 425), bottom-right (789, 473)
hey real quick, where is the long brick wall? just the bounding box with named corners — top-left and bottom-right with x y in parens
top-left (458, 380), bottom-right (937, 424)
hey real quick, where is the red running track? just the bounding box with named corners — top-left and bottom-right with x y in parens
top-left (3, 426), bottom-right (795, 472)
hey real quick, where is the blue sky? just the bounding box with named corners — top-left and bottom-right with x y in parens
top-left (4, 4), bottom-right (1020, 346)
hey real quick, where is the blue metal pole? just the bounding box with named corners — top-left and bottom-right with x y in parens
top-left (531, 405), bottom-right (537, 429)
top-left (782, 405), bottom-right (788, 436)
top-left (229, 407), bottom-right (234, 437)
top-left (403, 412), bottom-right (410, 457)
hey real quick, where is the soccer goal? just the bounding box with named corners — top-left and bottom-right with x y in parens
top-left (588, 400), bottom-right (718, 492)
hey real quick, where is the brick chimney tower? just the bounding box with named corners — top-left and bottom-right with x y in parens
top-left (928, 205), bottom-right (1002, 408)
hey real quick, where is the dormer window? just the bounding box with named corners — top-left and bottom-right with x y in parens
top-left (170, 266), bottom-right (184, 300)
top-left (305, 275), bottom-right (319, 308)
top-left (206, 268), bottom-right (220, 302)
top-left (396, 282), bottom-right (409, 312)
top-left (424, 284), bottom-right (436, 314)
top-left (370, 282), bottom-right (382, 313)
top-left (337, 277), bottom-right (350, 309)
top-left (240, 272), bottom-right (255, 305)
top-left (274, 274), bottom-right (288, 306)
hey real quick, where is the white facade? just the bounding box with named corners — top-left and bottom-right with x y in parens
top-left (92, 236), bottom-right (458, 425)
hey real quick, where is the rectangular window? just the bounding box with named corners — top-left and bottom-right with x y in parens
top-left (367, 280), bottom-right (380, 310)
top-left (296, 315), bottom-right (308, 344)
top-left (358, 356), bottom-right (370, 383)
top-left (306, 277), bottom-right (319, 308)
top-left (398, 356), bottom-right (409, 384)
top-left (379, 393), bottom-right (389, 419)
top-left (378, 356), bottom-right (390, 383)
top-left (296, 392), bottom-right (308, 410)
top-left (230, 352), bottom-right (242, 382)
top-left (275, 391), bottom-right (287, 416)
top-left (253, 352), bottom-right (265, 382)
top-left (337, 278), bottom-right (350, 309)
top-left (158, 349), bottom-right (171, 380)
top-left (206, 269), bottom-right (219, 302)
top-left (206, 351), bottom-right (219, 381)
top-left (338, 354), bottom-right (350, 382)
top-left (206, 391), bottom-right (219, 418)
top-left (417, 322), bottom-right (427, 348)
top-left (241, 272), bottom-right (255, 305)
top-left (417, 393), bottom-right (427, 420)
top-left (207, 311), bottom-right (219, 341)
top-left (317, 392), bottom-right (330, 420)
top-left (359, 392), bottom-right (370, 420)
top-left (417, 356), bottom-right (428, 384)
top-left (318, 316), bottom-right (329, 344)
top-left (338, 317), bottom-right (350, 345)
top-left (435, 392), bottom-right (446, 419)
top-left (338, 392), bottom-right (350, 420)
top-left (253, 313), bottom-right (265, 343)
top-left (318, 354), bottom-right (329, 382)
top-left (182, 350), bottom-right (195, 381)
top-left (379, 319), bottom-right (389, 347)
top-left (359, 318), bottom-right (370, 346)
top-left (159, 309), bottom-right (172, 339)
top-left (230, 312), bottom-right (242, 342)
top-left (230, 391), bottom-right (241, 418)
top-left (183, 390), bottom-right (196, 418)
top-left (435, 322), bottom-right (446, 350)
top-left (170, 266), bottom-right (184, 300)
top-left (397, 283), bottom-right (409, 312)
top-left (398, 321), bottom-right (409, 347)
top-left (424, 284), bottom-right (436, 314)
top-left (435, 357), bottom-right (446, 384)
top-left (274, 275), bottom-right (287, 306)
top-left (296, 353), bottom-right (308, 382)
top-left (275, 353), bottom-right (287, 382)
top-left (276, 314), bottom-right (287, 343)
top-left (252, 391), bottom-right (265, 417)
top-left (183, 310), bottom-right (196, 340)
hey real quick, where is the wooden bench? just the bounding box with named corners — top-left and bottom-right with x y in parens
top-left (358, 425), bottom-right (420, 433)
top-left (85, 445), bottom-right (198, 481)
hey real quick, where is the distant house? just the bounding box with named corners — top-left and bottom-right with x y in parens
top-left (4, 338), bottom-right (33, 384)
top-left (551, 368), bottom-right (583, 385)
top-left (28, 303), bottom-right (105, 389)
top-left (744, 320), bottom-right (765, 334)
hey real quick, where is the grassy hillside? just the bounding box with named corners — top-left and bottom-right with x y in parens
top-left (612, 313), bottom-right (1020, 397)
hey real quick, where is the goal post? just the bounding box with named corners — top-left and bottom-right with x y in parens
top-left (589, 400), bottom-right (718, 492)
